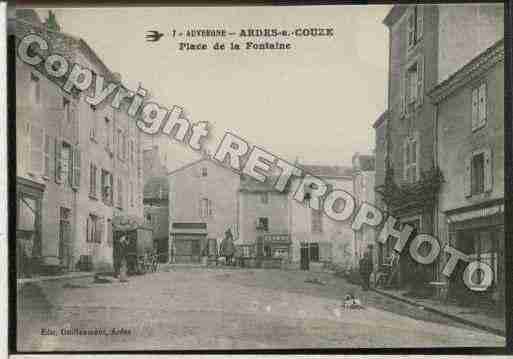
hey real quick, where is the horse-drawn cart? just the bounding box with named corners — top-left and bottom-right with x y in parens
top-left (112, 215), bottom-right (154, 275)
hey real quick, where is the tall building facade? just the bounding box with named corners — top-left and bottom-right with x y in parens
top-left (14, 10), bottom-right (144, 275)
top-left (376, 4), bottom-right (503, 292)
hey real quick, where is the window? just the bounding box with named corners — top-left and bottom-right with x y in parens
top-left (199, 198), bottom-right (213, 218)
top-left (146, 213), bottom-right (152, 223)
top-left (101, 169), bottom-right (113, 205)
top-left (458, 228), bottom-right (499, 285)
top-left (465, 149), bottom-right (492, 197)
top-left (311, 208), bottom-right (323, 233)
top-left (42, 133), bottom-right (50, 178)
top-left (117, 177), bottom-right (123, 208)
top-left (309, 243), bottom-right (319, 262)
top-left (273, 248), bottom-right (288, 258)
top-left (105, 117), bottom-right (112, 152)
top-left (472, 83), bottom-right (487, 131)
top-left (63, 98), bottom-right (71, 123)
top-left (30, 73), bottom-right (40, 104)
top-left (61, 142), bottom-right (72, 186)
top-left (90, 106), bottom-right (98, 141)
top-left (242, 246), bottom-right (250, 258)
top-left (264, 246), bottom-right (272, 257)
top-left (89, 163), bottom-right (97, 198)
top-left (29, 124), bottom-right (43, 176)
top-left (257, 217), bottom-right (269, 232)
top-left (471, 153), bottom-right (485, 195)
top-left (407, 63), bottom-right (418, 105)
top-left (403, 135), bottom-right (419, 183)
top-left (59, 207), bottom-right (71, 263)
top-left (407, 5), bottom-right (423, 50)
top-left (86, 214), bottom-right (103, 243)
top-left (260, 192), bottom-right (269, 204)
top-left (201, 167), bottom-right (208, 177)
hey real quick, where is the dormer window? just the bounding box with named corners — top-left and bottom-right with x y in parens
top-left (201, 167), bottom-right (208, 177)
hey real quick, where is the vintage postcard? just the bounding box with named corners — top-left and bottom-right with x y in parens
top-left (11, 3), bottom-right (507, 352)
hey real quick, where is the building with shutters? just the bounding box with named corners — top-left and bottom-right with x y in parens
top-left (429, 39), bottom-right (504, 307)
top-left (288, 165), bottom-right (355, 271)
top-left (237, 164), bottom-right (355, 271)
top-left (237, 175), bottom-right (291, 264)
top-left (375, 4), bottom-right (503, 291)
top-left (168, 157), bottom-right (240, 263)
top-left (13, 10), bottom-right (144, 274)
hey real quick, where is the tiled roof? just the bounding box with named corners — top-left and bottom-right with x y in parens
top-left (299, 164), bottom-right (353, 178)
top-left (11, 13), bottom-right (117, 84)
top-left (239, 175), bottom-right (287, 193)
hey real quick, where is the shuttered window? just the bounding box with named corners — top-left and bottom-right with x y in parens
top-left (403, 134), bottom-right (419, 183)
top-left (86, 214), bottom-right (103, 243)
top-left (30, 125), bottom-right (43, 175)
top-left (472, 83), bottom-right (487, 131)
top-left (72, 146), bottom-right (81, 189)
top-left (43, 133), bottom-right (51, 177)
top-left (117, 177), bottom-right (123, 208)
top-left (465, 148), bottom-right (492, 197)
top-left (89, 163), bottom-right (97, 198)
top-left (407, 5), bottom-right (423, 51)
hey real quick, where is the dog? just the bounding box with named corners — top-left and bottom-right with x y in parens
top-left (343, 294), bottom-right (364, 310)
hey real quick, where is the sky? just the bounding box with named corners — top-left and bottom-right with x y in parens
top-left (35, 6), bottom-right (391, 171)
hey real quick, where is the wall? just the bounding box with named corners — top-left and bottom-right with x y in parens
top-left (169, 159), bottom-right (240, 242)
top-left (353, 171), bottom-right (377, 268)
top-left (437, 62), bottom-right (504, 213)
top-left (289, 177), bottom-right (355, 269)
top-left (437, 4), bottom-right (504, 84)
top-left (16, 56), bottom-right (78, 266)
top-left (238, 191), bottom-right (289, 245)
top-left (388, 4), bottom-right (439, 186)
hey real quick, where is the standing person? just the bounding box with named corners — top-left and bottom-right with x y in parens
top-left (118, 233), bottom-right (129, 282)
top-left (359, 246), bottom-right (373, 291)
top-left (220, 229), bottom-right (235, 266)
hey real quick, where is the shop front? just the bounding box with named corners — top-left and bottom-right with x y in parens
top-left (16, 177), bottom-right (45, 278)
top-left (170, 222), bottom-right (207, 263)
top-left (446, 201), bottom-right (504, 309)
top-left (256, 233), bottom-right (291, 269)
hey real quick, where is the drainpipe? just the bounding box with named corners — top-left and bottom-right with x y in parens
top-left (433, 101), bottom-right (439, 281)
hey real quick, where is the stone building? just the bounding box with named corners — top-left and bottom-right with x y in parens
top-left (376, 4), bottom-right (504, 290)
top-left (168, 157), bottom-right (240, 263)
top-left (288, 165), bottom-right (355, 271)
top-left (351, 153), bottom-right (377, 270)
top-left (143, 146), bottom-right (170, 262)
top-left (429, 39), bottom-right (504, 307)
top-left (13, 10), bottom-right (144, 275)
top-left (237, 175), bottom-right (291, 263)
top-left (237, 164), bottom-right (355, 271)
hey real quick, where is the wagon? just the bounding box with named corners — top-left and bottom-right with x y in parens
top-left (112, 215), bottom-right (154, 275)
